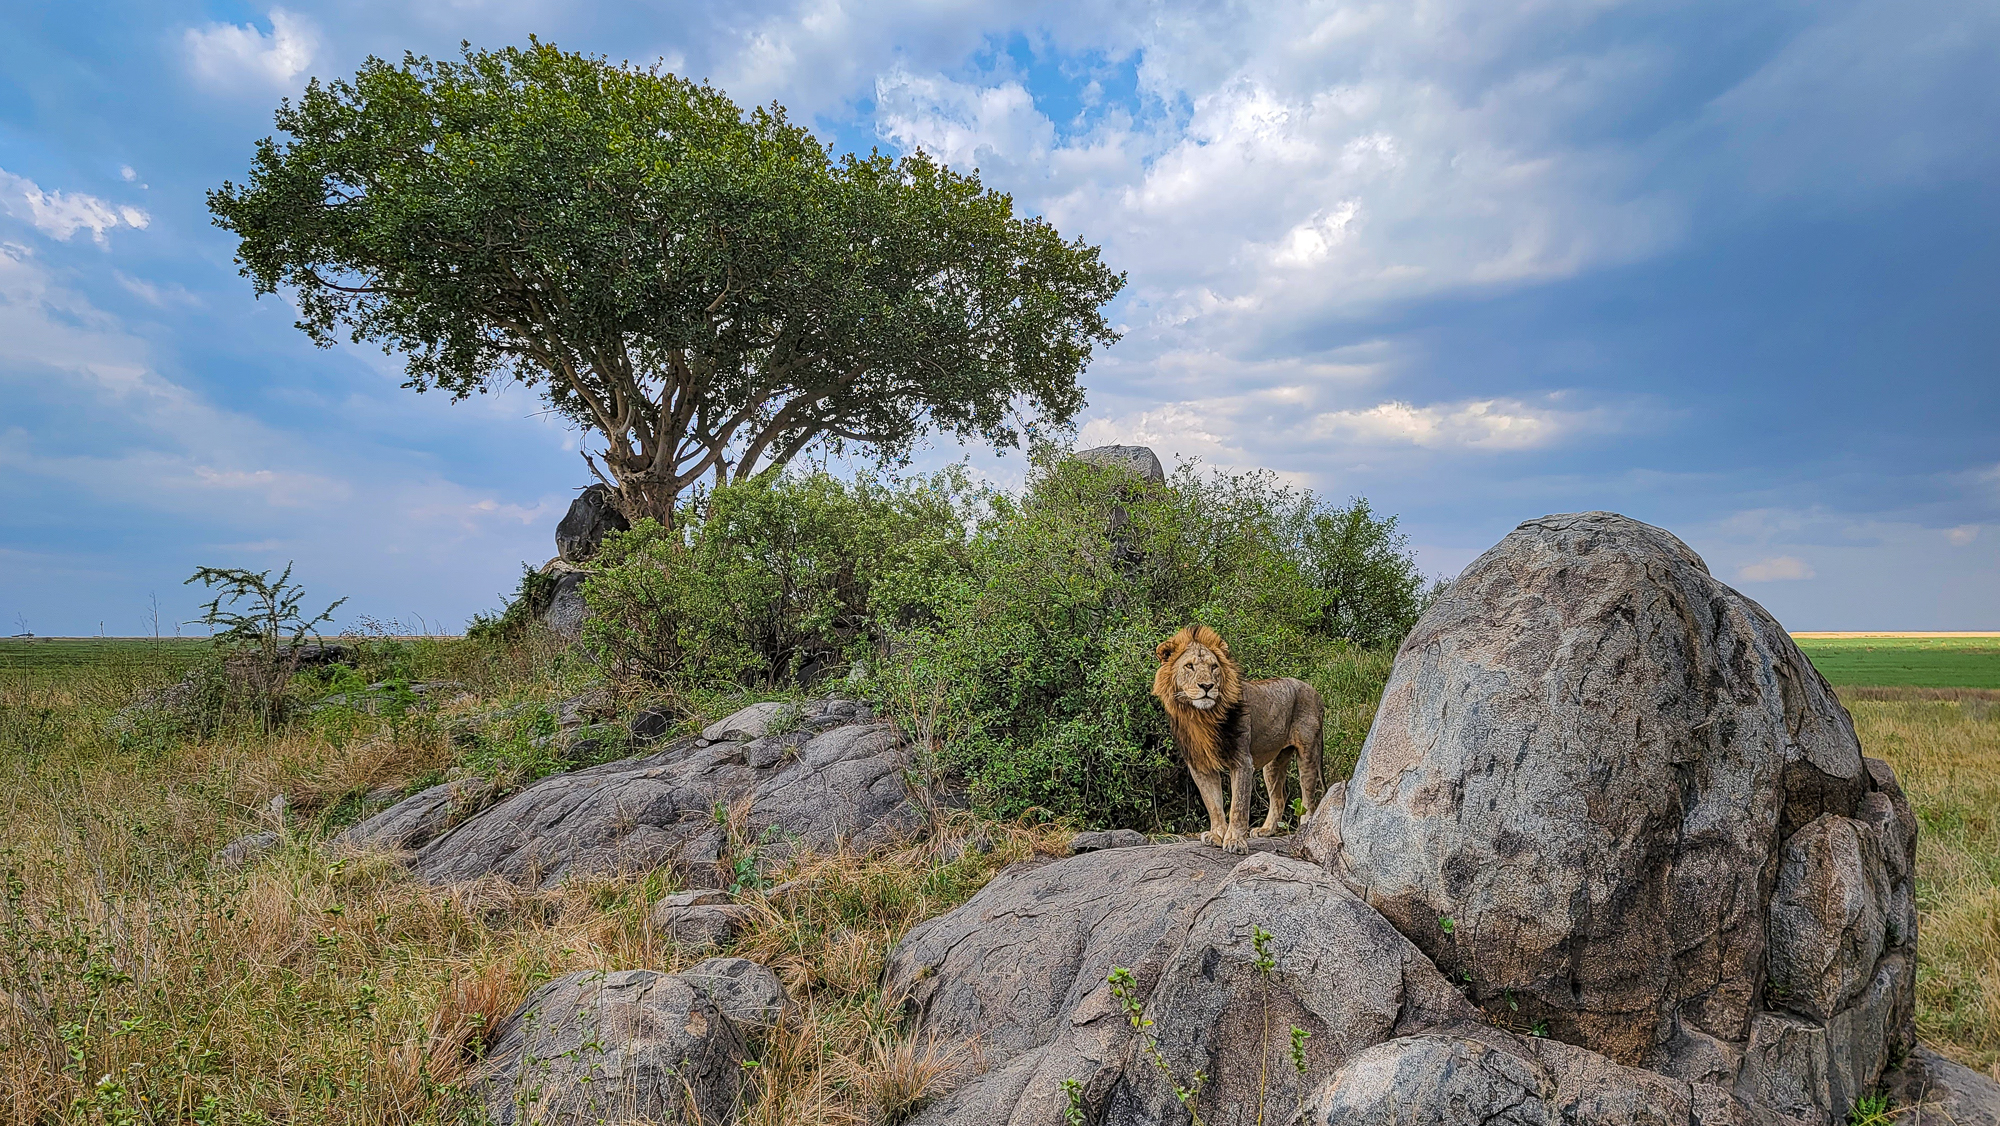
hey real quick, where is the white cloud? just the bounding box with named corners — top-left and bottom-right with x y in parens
top-left (1736, 556), bottom-right (1817, 582)
top-left (0, 169), bottom-right (149, 244)
top-left (114, 272), bottom-right (199, 308)
top-left (1947, 525), bottom-right (1979, 546)
top-left (184, 8), bottom-right (318, 89)
top-left (1311, 398), bottom-right (1590, 451)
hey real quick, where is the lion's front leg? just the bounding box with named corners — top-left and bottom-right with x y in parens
top-left (1190, 766), bottom-right (1229, 846)
top-left (1222, 745), bottom-right (1255, 854)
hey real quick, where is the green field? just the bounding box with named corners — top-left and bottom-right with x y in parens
top-left (0, 637), bottom-right (211, 685)
top-left (1794, 635), bottom-right (2000, 689)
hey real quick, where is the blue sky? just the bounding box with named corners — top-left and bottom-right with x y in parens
top-left (2, 0), bottom-right (1996, 635)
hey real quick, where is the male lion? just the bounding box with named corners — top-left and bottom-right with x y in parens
top-left (1151, 625), bottom-right (1325, 854)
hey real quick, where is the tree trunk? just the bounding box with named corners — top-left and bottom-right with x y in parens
top-left (611, 472), bottom-right (678, 531)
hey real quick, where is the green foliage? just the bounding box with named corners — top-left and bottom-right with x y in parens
top-left (209, 40), bottom-right (1123, 522)
top-left (184, 563), bottom-right (347, 732)
top-left (1847, 1091), bottom-right (1893, 1125)
top-left (467, 565), bottom-right (561, 642)
top-left (876, 455), bottom-right (1421, 829)
top-left (581, 469), bottom-right (980, 689)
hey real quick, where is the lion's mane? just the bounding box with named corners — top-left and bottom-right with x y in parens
top-left (1150, 624), bottom-right (1243, 776)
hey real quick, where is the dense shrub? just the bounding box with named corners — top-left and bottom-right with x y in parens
top-left (581, 470), bottom-right (979, 690)
top-left (877, 457), bottom-right (1421, 829)
top-left (572, 451), bottom-right (1429, 830)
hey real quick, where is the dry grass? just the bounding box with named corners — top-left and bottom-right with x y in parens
top-left (1843, 686), bottom-right (2000, 1079)
top-left (0, 654), bottom-right (1067, 1125)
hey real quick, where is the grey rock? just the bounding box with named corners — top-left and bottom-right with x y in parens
top-left (334, 780), bottom-right (495, 853)
top-left (1300, 1032), bottom-right (1730, 1126)
top-left (629, 706), bottom-right (674, 743)
top-left (539, 571), bottom-right (590, 639)
top-left (555, 483), bottom-right (629, 563)
top-left (1072, 444), bottom-right (1166, 485)
top-left (1885, 1044), bottom-right (2000, 1126)
top-left (1067, 828), bottom-right (1150, 853)
top-left (411, 721), bottom-right (921, 887)
top-left (1339, 512), bottom-right (1870, 1072)
top-left (888, 846), bottom-right (1475, 1125)
top-left (1766, 814), bottom-right (1892, 1021)
top-left (479, 968), bottom-right (745, 1126)
top-left (682, 957), bottom-right (787, 1031)
top-left (1734, 953), bottom-right (1914, 1123)
top-left (701, 701), bottom-right (797, 743)
top-left (652, 903), bottom-right (755, 948)
top-left (655, 888), bottom-right (730, 909)
top-left (1295, 779), bottom-right (1347, 870)
top-left (214, 830), bottom-right (280, 871)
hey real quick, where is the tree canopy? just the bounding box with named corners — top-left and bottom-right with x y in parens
top-left (210, 41), bottom-right (1125, 522)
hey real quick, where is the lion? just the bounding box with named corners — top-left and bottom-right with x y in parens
top-left (1151, 625), bottom-right (1325, 854)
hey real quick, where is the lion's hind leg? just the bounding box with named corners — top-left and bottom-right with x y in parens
top-left (1296, 702), bottom-right (1326, 819)
top-left (1252, 749), bottom-right (1292, 837)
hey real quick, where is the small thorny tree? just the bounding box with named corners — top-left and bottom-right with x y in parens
top-left (209, 41), bottom-right (1126, 526)
top-left (186, 563), bottom-right (346, 732)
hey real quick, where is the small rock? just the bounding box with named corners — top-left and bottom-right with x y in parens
top-left (653, 903), bottom-right (756, 947)
top-left (629, 706), bottom-right (674, 743)
top-left (656, 888), bottom-right (731, 909)
top-left (539, 571), bottom-right (590, 639)
top-left (478, 969), bottom-right (745, 1126)
top-left (1885, 1044), bottom-right (2000, 1126)
top-left (682, 957), bottom-right (787, 1031)
top-left (1068, 828), bottom-right (1150, 853)
top-left (1072, 444), bottom-right (1166, 485)
top-left (214, 830), bottom-right (280, 871)
top-left (701, 701), bottom-right (795, 743)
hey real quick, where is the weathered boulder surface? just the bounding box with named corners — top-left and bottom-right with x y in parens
top-left (1073, 444), bottom-right (1166, 486)
top-left (679, 956), bottom-right (788, 1032)
top-left (213, 830), bottom-right (280, 871)
top-left (555, 483), bottom-right (630, 563)
top-left (479, 967), bottom-right (758, 1126)
top-left (886, 845), bottom-right (1478, 1125)
top-left (334, 779), bottom-right (495, 854)
top-left (409, 701), bottom-right (922, 886)
top-left (1886, 1045), bottom-right (2000, 1126)
top-left (539, 570), bottom-right (591, 639)
top-left (1329, 511), bottom-right (1915, 1120)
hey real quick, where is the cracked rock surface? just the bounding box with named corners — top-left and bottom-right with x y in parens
top-left (340, 699), bottom-right (921, 887)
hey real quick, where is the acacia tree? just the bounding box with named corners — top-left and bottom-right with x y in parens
top-left (210, 41), bottom-right (1124, 525)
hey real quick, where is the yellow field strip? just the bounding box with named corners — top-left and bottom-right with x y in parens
top-left (1791, 632), bottom-right (2000, 639)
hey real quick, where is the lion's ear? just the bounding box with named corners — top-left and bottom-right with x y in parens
top-left (1216, 639), bottom-right (1229, 654)
top-left (1155, 640), bottom-right (1176, 663)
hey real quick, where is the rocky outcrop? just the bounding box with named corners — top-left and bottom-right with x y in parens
top-left (886, 844), bottom-right (1477, 1125)
top-left (334, 779), bottom-right (496, 854)
top-left (402, 700), bottom-right (921, 887)
top-left (479, 963), bottom-right (776, 1126)
top-left (213, 830), bottom-right (280, 870)
top-left (1327, 511), bottom-right (1914, 1120)
top-left (538, 570), bottom-right (591, 639)
top-left (555, 484), bottom-right (629, 563)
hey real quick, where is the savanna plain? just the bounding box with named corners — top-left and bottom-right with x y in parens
top-left (2, 630), bottom-right (1996, 1125)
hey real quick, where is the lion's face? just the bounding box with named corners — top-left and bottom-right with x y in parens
top-left (1169, 642), bottom-right (1228, 711)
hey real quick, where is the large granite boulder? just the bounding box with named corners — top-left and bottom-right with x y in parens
top-left (479, 965), bottom-right (769, 1125)
top-left (555, 483), bottom-right (629, 563)
top-left (1329, 511), bottom-right (1915, 1120)
top-left (886, 844), bottom-right (1477, 1125)
top-left (406, 700), bottom-right (922, 887)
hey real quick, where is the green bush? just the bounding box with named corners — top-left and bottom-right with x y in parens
top-left (875, 456), bottom-right (1420, 829)
top-left (581, 469), bottom-right (981, 690)
top-left (570, 451), bottom-right (1428, 830)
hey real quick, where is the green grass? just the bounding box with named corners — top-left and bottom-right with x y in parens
top-left (1795, 636), bottom-right (2000, 689)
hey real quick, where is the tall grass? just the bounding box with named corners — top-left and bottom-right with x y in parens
top-left (1846, 687), bottom-right (2000, 1078)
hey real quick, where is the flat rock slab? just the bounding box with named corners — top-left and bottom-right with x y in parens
top-left (410, 715), bottom-right (921, 887)
top-left (1068, 828), bottom-right (1151, 853)
top-left (1886, 1045), bottom-right (2000, 1126)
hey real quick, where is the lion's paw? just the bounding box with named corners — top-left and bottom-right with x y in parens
top-left (1222, 832), bottom-right (1249, 855)
top-left (1250, 826), bottom-right (1277, 838)
top-left (1198, 829), bottom-right (1224, 847)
